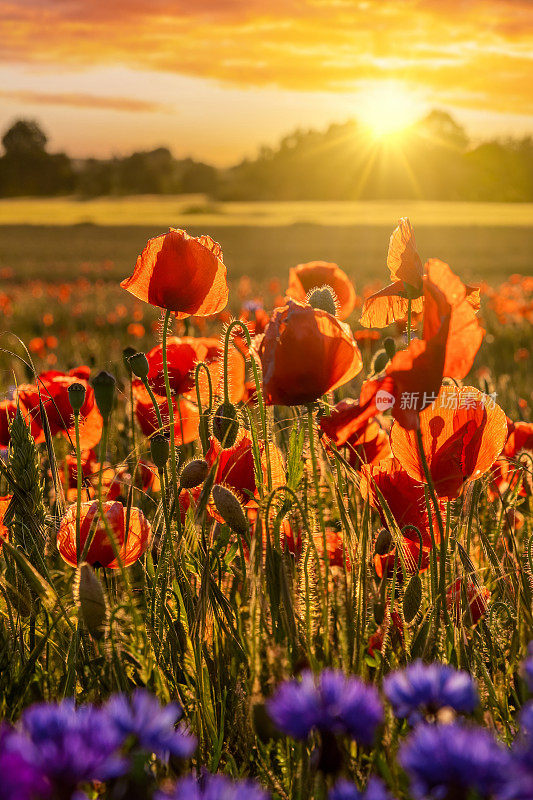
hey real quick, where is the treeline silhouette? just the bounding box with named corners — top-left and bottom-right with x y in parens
top-left (1, 111), bottom-right (533, 201)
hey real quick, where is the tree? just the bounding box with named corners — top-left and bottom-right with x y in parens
top-left (2, 119), bottom-right (48, 156)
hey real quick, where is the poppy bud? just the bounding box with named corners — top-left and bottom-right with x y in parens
top-left (150, 434), bottom-right (170, 470)
top-left (212, 401), bottom-right (239, 448)
top-left (76, 562), bottom-right (106, 637)
top-left (122, 346), bottom-right (137, 374)
top-left (212, 484), bottom-right (248, 536)
top-left (373, 599), bottom-right (385, 625)
top-left (371, 349), bottom-right (389, 375)
top-left (383, 337), bottom-right (396, 360)
top-left (403, 574), bottom-right (422, 623)
top-left (128, 352), bottom-right (150, 381)
top-left (91, 371), bottom-right (116, 419)
top-left (307, 285), bottom-right (337, 317)
top-left (180, 458), bottom-right (209, 489)
top-left (67, 382), bottom-right (86, 414)
top-left (374, 528), bottom-right (393, 555)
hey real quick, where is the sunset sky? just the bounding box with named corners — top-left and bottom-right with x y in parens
top-left (1, 0), bottom-right (533, 165)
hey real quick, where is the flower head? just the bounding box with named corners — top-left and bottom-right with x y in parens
top-left (267, 669), bottom-right (382, 745)
top-left (103, 689), bottom-right (196, 761)
top-left (0, 724), bottom-right (50, 800)
top-left (156, 772), bottom-right (269, 800)
top-left (286, 261), bottom-right (357, 320)
top-left (384, 660), bottom-right (478, 724)
top-left (329, 777), bottom-right (395, 800)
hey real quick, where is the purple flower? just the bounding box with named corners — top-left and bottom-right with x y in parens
top-left (499, 701), bottom-right (533, 800)
top-left (0, 724), bottom-right (50, 800)
top-left (523, 642), bottom-right (533, 694)
top-left (329, 776), bottom-right (395, 800)
top-left (267, 669), bottom-right (383, 745)
top-left (384, 660), bottom-right (478, 724)
top-left (155, 772), bottom-right (270, 800)
top-left (399, 721), bottom-right (511, 800)
top-left (19, 699), bottom-right (127, 793)
top-left (103, 689), bottom-right (196, 761)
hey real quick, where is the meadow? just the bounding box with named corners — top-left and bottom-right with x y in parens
top-left (0, 206), bottom-right (532, 800)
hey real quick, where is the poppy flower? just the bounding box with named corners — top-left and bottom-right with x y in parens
top-left (0, 399), bottom-right (33, 446)
top-left (121, 228), bottom-right (228, 319)
top-left (0, 495), bottom-right (11, 547)
top-left (57, 500), bottom-right (151, 568)
top-left (446, 577), bottom-right (490, 626)
top-left (390, 386), bottom-right (508, 499)
top-left (133, 384), bottom-right (199, 445)
top-left (17, 369), bottom-right (103, 451)
top-left (490, 419), bottom-right (533, 500)
top-left (286, 261), bottom-right (356, 320)
top-left (360, 220), bottom-right (480, 328)
top-left (319, 397), bottom-right (391, 469)
top-left (142, 336), bottom-right (245, 405)
top-left (346, 425), bottom-right (391, 471)
top-left (256, 300), bottom-right (363, 406)
top-left (360, 260), bottom-right (485, 430)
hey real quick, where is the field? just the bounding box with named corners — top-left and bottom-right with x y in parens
top-left (0, 203), bottom-right (532, 800)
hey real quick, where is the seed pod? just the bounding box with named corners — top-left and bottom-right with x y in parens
top-left (383, 337), bottom-right (396, 360)
top-left (403, 574), bottom-right (423, 623)
top-left (67, 382), bottom-right (86, 414)
top-left (373, 599), bottom-right (385, 626)
top-left (122, 346), bottom-right (137, 374)
top-left (212, 485), bottom-right (248, 537)
top-left (374, 528), bottom-right (393, 555)
top-left (212, 401), bottom-right (239, 448)
top-left (150, 433), bottom-right (170, 470)
top-left (76, 562), bottom-right (106, 637)
top-left (91, 371), bottom-right (116, 419)
top-left (371, 349), bottom-right (389, 375)
top-left (128, 352), bottom-right (150, 381)
top-left (180, 458), bottom-right (209, 489)
top-left (307, 285), bottom-right (338, 317)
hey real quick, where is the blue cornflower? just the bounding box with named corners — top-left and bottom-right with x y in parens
top-left (0, 724), bottom-right (50, 800)
top-left (523, 642), bottom-right (533, 693)
top-left (103, 689), bottom-right (196, 761)
top-left (19, 699), bottom-right (127, 793)
top-left (399, 721), bottom-right (511, 800)
top-left (384, 660), bottom-right (478, 724)
top-left (499, 701), bottom-right (533, 800)
top-left (267, 669), bottom-right (383, 745)
top-left (155, 772), bottom-right (270, 800)
top-left (329, 776), bottom-right (395, 800)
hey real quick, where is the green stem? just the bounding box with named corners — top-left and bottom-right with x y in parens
top-left (406, 298), bottom-right (413, 344)
top-left (73, 411), bottom-right (82, 564)
top-left (162, 309), bottom-right (180, 518)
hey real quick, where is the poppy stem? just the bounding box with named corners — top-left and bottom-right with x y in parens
top-left (73, 410), bottom-right (82, 565)
top-left (162, 309), bottom-right (180, 522)
top-left (407, 298), bottom-right (413, 344)
top-left (195, 361), bottom-right (213, 456)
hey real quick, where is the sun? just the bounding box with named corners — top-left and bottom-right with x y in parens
top-left (355, 81), bottom-right (426, 141)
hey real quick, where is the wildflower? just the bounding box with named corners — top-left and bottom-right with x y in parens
top-left (0, 494), bottom-right (12, 546)
top-left (16, 700), bottom-right (127, 795)
top-left (286, 261), bottom-right (357, 320)
top-left (121, 228), bottom-right (228, 318)
top-left (267, 669), bottom-right (382, 745)
top-left (384, 660), bottom-right (478, 724)
top-left (329, 777), bottom-right (395, 800)
top-left (399, 721), bottom-right (510, 800)
top-left (502, 701), bottom-right (533, 800)
top-left (446, 577), bottom-right (490, 626)
top-left (390, 385), bottom-right (508, 499)
top-left (256, 300), bottom-right (363, 406)
top-left (103, 690), bottom-right (196, 761)
top-left (133, 384), bottom-right (199, 445)
top-left (0, 724), bottom-right (50, 800)
top-left (155, 772), bottom-right (270, 800)
top-left (319, 397), bottom-right (391, 471)
top-left (57, 500), bottom-right (151, 568)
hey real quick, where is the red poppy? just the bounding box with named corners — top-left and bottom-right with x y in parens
top-left (133, 384), bottom-right (199, 445)
top-left (346, 425), bottom-right (391, 470)
top-left (368, 610), bottom-right (404, 658)
top-left (142, 336), bottom-right (245, 406)
top-left (489, 419), bottom-right (533, 500)
top-left (57, 500), bottom-right (151, 568)
top-left (256, 300), bottom-right (363, 406)
top-left (390, 385), bottom-right (508, 499)
top-left (446, 577), bottom-right (489, 626)
top-left (121, 228), bottom-right (228, 318)
top-left (17, 369), bottom-right (103, 450)
top-left (0, 399), bottom-right (34, 447)
top-left (319, 398), bottom-right (391, 469)
top-left (286, 261), bottom-right (357, 320)
top-left (0, 495), bottom-right (11, 547)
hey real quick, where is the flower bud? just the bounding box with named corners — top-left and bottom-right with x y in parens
top-left (307, 285), bottom-right (337, 317)
top-left (67, 382), bottom-right (86, 414)
top-left (150, 434), bottom-right (170, 470)
top-left (128, 351), bottom-right (150, 381)
top-left (212, 401), bottom-right (239, 448)
top-left (212, 485), bottom-right (248, 537)
top-left (76, 562), bottom-right (106, 637)
top-left (91, 371), bottom-right (116, 419)
top-left (383, 337), bottom-right (396, 360)
top-left (403, 573), bottom-right (422, 623)
top-left (180, 458), bottom-right (209, 489)
top-left (374, 528), bottom-right (393, 555)
top-left (371, 349), bottom-right (389, 375)
top-left (122, 346), bottom-right (137, 374)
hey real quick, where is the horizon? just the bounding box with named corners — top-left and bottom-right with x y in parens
top-left (1, 0), bottom-right (533, 166)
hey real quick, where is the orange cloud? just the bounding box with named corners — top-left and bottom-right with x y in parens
top-left (0, 89), bottom-right (164, 112)
top-left (2, 0), bottom-right (533, 114)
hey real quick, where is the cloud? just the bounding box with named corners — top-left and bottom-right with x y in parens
top-left (2, 0), bottom-right (533, 114)
top-left (0, 89), bottom-right (165, 112)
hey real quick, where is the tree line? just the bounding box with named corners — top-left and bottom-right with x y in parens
top-left (1, 111), bottom-right (532, 201)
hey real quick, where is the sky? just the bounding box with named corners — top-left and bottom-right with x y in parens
top-left (1, 0), bottom-right (533, 165)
